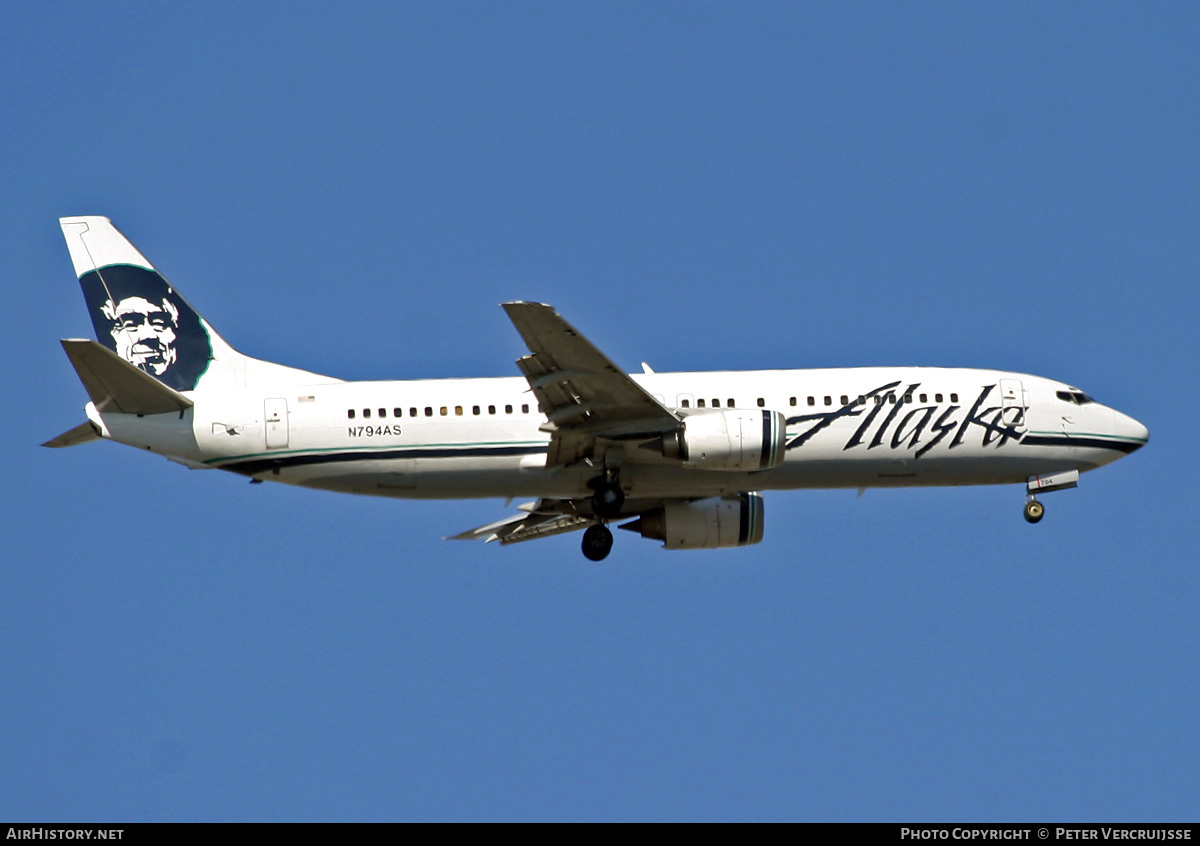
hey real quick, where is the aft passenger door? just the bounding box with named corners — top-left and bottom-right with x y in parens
top-left (264, 398), bottom-right (289, 449)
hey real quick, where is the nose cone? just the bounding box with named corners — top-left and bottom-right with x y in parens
top-left (1113, 410), bottom-right (1149, 453)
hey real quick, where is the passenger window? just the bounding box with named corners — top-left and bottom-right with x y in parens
top-left (889, 395), bottom-right (896, 404)
top-left (348, 409), bottom-right (355, 419)
top-left (440, 407), bottom-right (447, 416)
top-left (697, 399), bottom-right (706, 408)
top-left (857, 395), bottom-right (866, 405)
top-left (681, 399), bottom-right (690, 408)
top-left (363, 408), bottom-right (371, 418)
top-left (425, 407), bottom-right (433, 417)
top-left (713, 399), bottom-right (720, 408)
top-left (875, 396), bottom-right (883, 406)
top-left (807, 396), bottom-right (815, 407)
top-left (840, 395), bottom-right (848, 405)
top-left (919, 394), bottom-right (927, 404)
top-left (757, 398), bottom-right (765, 407)
top-left (789, 397), bottom-right (797, 407)
top-left (379, 408), bottom-right (386, 418)
top-left (472, 406), bottom-right (480, 415)
top-left (394, 408), bottom-right (402, 418)
top-left (505, 405), bottom-right (513, 414)
top-left (950, 393), bottom-right (959, 403)
top-left (522, 404), bottom-right (529, 413)
top-left (727, 399), bottom-right (734, 408)
top-left (488, 405), bottom-right (496, 415)
top-left (935, 393), bottom-right (943, 403)
top-left (455, 406), bottom-right (463, 416)
top-left (409, 408), bottom-right (417, 417)
top-left (824, 396), bottom-right (832, 406)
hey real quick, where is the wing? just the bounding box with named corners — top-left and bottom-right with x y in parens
top-left (502, 302), bottom-right (680, 467)
top-left (446, 499), bottom-right (593, 545)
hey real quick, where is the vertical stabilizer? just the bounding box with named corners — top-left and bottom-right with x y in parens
top-left (59, 216), bottom-right (245, 392)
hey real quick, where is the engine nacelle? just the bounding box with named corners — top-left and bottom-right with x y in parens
top-left (623, 493), bottom-right (765, 550)
top-left (679, 409), bottom-right (786, 471)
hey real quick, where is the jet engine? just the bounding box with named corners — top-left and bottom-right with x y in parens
top-left (621, 493), bottom-right (764, 550)
top-left (648, 409), bottom-right (786, 472)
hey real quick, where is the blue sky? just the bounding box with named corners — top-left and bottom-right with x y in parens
top-left (3, 2), bottom-right (1197, 821)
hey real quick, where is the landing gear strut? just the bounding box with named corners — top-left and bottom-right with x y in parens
top-left (1024, 470), bottom-right (1077, 524)
top-left (582, 524), bottom-right (614, 561)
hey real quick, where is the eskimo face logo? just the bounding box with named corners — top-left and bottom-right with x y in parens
top-left (80, 265), bottom-right (213, 392)
top-left (102, 295), bottom-right (180, 375)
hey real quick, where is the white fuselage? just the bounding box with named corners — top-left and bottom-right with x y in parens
top-left (94, 365), bottom-right (1148, 501)
top-left (52, 217), bottom-right (1149, 555)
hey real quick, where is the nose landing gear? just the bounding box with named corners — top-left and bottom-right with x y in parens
top-left (1023, 469), bottom-right (1077, 524)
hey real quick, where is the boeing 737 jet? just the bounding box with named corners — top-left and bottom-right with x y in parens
top-left (46, 217), bottom-right (1148, 560)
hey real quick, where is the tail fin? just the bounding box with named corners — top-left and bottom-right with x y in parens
top-left (59, 216), bottom-right (241, 392)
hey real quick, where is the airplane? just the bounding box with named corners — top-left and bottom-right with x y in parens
top-left (46, 216), bottom-right (1149, 561)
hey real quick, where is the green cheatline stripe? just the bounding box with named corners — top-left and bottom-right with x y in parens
top-left (1028, 430), bottom-right (1148, 443)
top-left (203, 439), bottom-right (548, 466)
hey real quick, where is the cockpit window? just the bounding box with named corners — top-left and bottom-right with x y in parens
top-left (1056, 390), bottom-right (1095, 405)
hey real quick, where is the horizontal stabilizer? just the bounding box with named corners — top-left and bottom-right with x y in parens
top-left (60, 339), bottom-right (194, 415)
top-left (42, 420), bottom-right (101, 448)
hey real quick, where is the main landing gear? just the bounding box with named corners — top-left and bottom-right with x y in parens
top-left (1024, 497), bottom-right (1045, 524)
top-left (582, 472), bottom-right (624, 561)
top-left (582, 524), bottom-right (614, 561)
top-left (590, 480), bottom-right (625, 519)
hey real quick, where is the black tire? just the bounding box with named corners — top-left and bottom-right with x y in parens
top-left (582, 524), bottom-right (614, 561)
top-left (1024, 500), bottom-right (1044, 524)
top-left (591, 482), bottom-right (625, 519)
